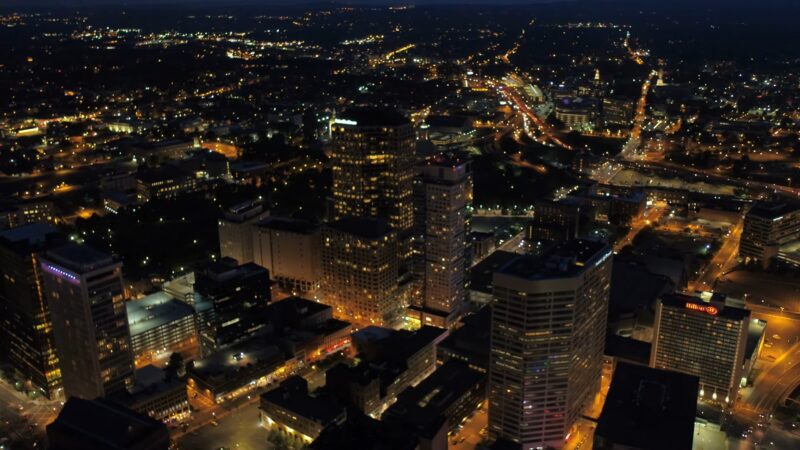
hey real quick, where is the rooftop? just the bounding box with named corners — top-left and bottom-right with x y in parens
top-left (110, 365), bottom-right (185, 409)
top-left (47, 397), bottom-right (169, 450)
top-left (469, 251), bottom-right (517, 294)
top-left (383, 360), bottom-right (484, 436)
top-left (127, 291), bottom-right (195, 336)
top-left (747, 202), bottom-right (800, 221)
top-left (498, 239), bottom-right (612, 281)
top-left (189, 338), bottom-right (284, 380)
top-left (353, 325), bottom-right (445, 365)
top-left (596, 362), bottom-right (698, 450)
top-left (310, 411), bottom-right (418, 450)
top-left (196, 258), bottom-right (268, 284)
top-left (261, 376), bottom-right (345, 426)
top-left (44, 243), bottom-right (116, 274)
top-left (438, 306), bottom-right (491, 370)
top-left (0, 223), bottom-right (59, 245)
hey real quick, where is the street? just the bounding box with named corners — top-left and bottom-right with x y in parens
top-left (689, 217), bottom-right (744, 292)
top-left (613, 201), bottom-right (668, 252)
top-left (0, 375), bottom-right (60, 448)
top-left (450, 402), bottom-right (488, 450)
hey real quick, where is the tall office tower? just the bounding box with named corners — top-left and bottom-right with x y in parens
top-left (0, 224), bottom-right (65, 399)
top-left (410, 153), bottom-right (472, 328)
top-left (194, 258), bottom-right (271, 355)
top-left (252, 217), bottom-right (322, 296)
top-left (650, 292), bottom-right (750, 405)
top-left (489, 240), bottom-right (612, 450)
top-left (321, 218), bottom-right (402, 327)
top-left (330, 108), bottom-right (416, 266)
top-left (740, 202), bottom-right (800, 269)
top-left (218, 199), bottom-right (269, 265)
top-left (40, 243), bottom-right (135, 399)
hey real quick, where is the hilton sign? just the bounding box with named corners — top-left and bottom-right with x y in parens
top-left (685, 302), bottom-right (719, 316)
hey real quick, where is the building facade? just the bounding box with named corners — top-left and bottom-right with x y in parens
top-left (740, 202), bottom-right (800, 268)
top-left (411, 153), bottom-right (472, 328)
top-left (253, 217), bottom-right (322, 295)
top-left (650, 293), bottom-right (750, 405)
top-left (321, 218), bottom-right (402, 327)
top-left (489, 240), bottom-right (612, 450)
top-left (0, 224), bottom-right (64, 399)
top-left (194, 258), bottom-right (271, 355)
top-left (126, 291), bottom-right (198, 367)
top-left (40, 243), bottom-right (135, 400)
top-left (330, 108), bottom-right (416, 265)
top-left (218, 199), bottom-right (269, 265)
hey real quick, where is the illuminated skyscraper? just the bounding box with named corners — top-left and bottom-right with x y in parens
top-left (41, 243), bottom-right (135, 399)
top-left (321, 218), bottom-right (402, 327)
top-left (489, 240), bottom-right (612, 450)
top-left (330, 108), bottom-right (416, 265)
top-left (0, 224), bottom-right (64, 399)
top-left (410, 153), bottom-right (472, 328)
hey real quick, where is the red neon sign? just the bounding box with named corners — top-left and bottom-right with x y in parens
top-left (685, 302), bottom-right (718, 315)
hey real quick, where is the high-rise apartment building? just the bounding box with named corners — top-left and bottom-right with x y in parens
top-left (410, 153), bottom-right (472, 328)
top-left (40, 243), bottom-right (135, 400)
top-left (489, 240), bottom-right (612, 450)
top-left (740, 202), bottom-right (800, 268)
top-left (330, 108), bottom-right (416, 265)
top-left (650, 292), bottom-right (750, 405)
top-left (218, 199), bottom-right (269, 265)
top-left (321, 218), bottom-right (402, 327)
top-left (0, 224), bottom-right (65, 399)
top-left (194, 258), bottom-right (271, 355)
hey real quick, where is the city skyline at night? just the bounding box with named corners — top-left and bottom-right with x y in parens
top-left (1, 0), bottom-right (800, 449)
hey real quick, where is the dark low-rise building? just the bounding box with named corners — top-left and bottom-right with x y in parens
top-left (259, 376), bottom-right (346, 443)
top-left (595, 362), bottom-right (698, 450)
top-left (187, 340), bottom-right (286, 405)
top-left (327, 326), bottom-right (445, 416)
top-left (384, 360), bottom-right (485, 432)
top-left (311, 411), bottom-right (421, 450)
top-left (110, 365), bottom-right (190, 424)
top-left (47, 397), bottom-right (170, 450)
top-left (437, 306), bottom-right (491, 372)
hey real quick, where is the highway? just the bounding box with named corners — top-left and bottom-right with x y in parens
top-left (739, 339), bottom-right (800, 424)
top-left (498, 85), bottom-right (574, 151)
top-left (734, 304), bottom-right (800, 432)
top-left (633, 158), bottom-right (800, 199)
